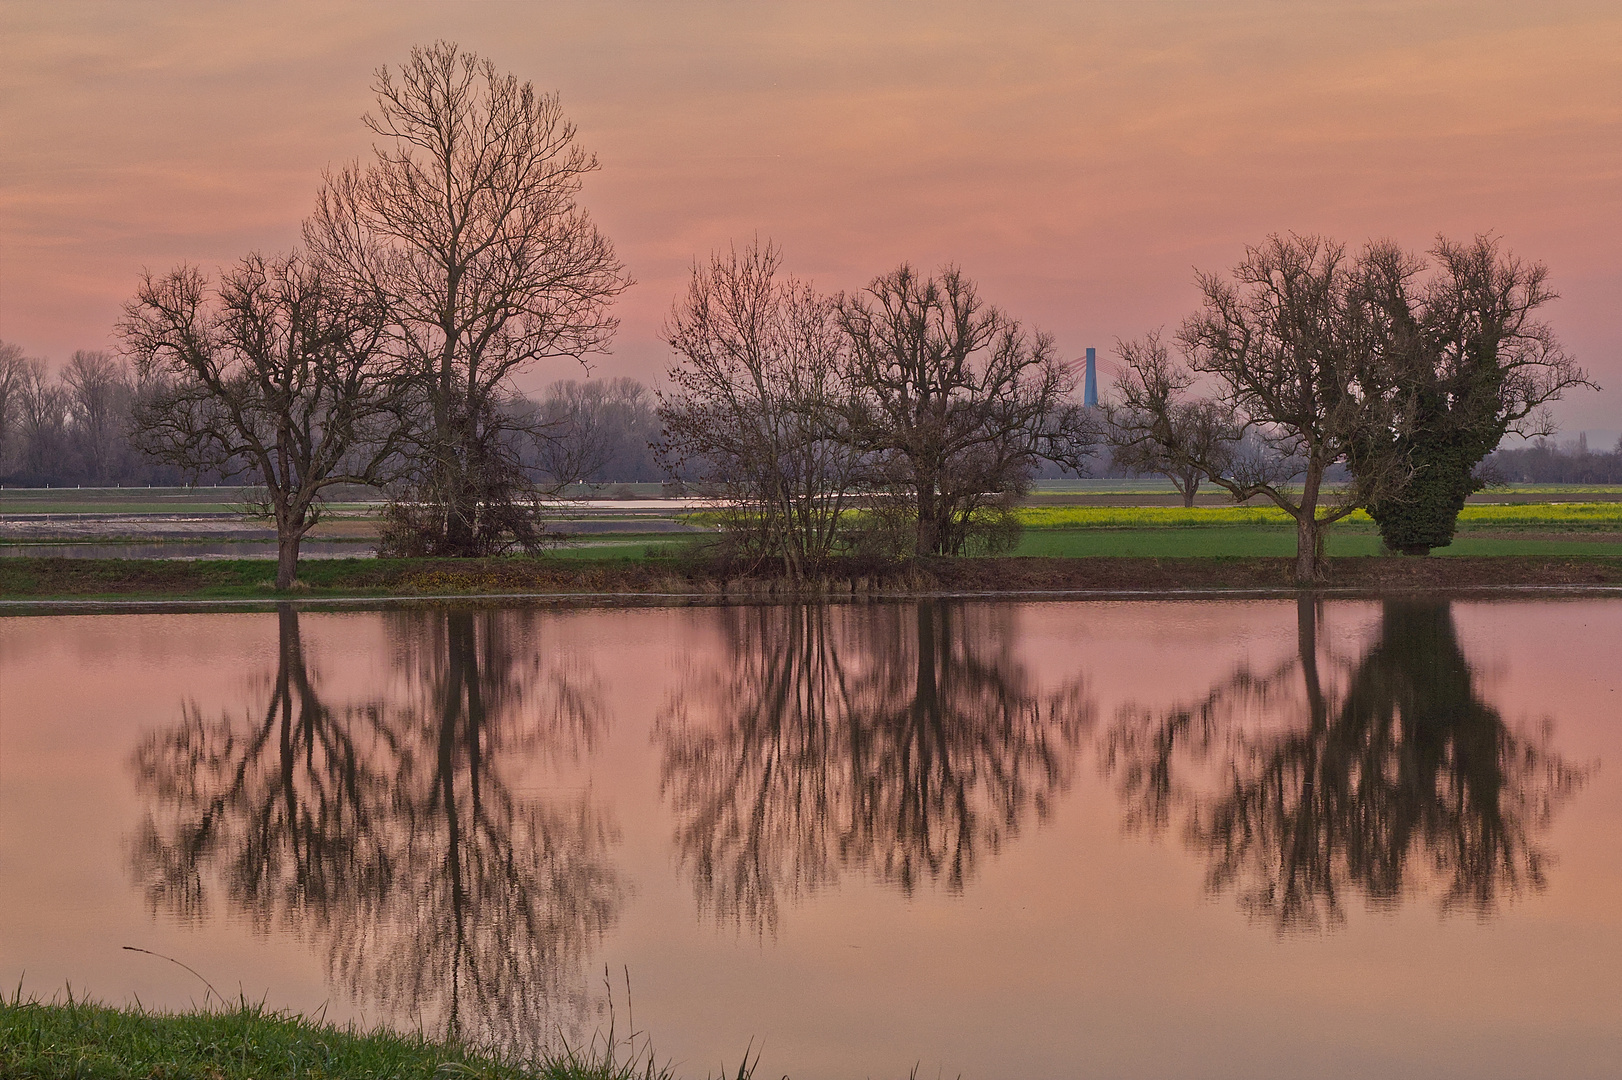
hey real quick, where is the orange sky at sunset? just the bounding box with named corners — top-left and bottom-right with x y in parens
top-left (2, 1), bottom-right (1618, 440)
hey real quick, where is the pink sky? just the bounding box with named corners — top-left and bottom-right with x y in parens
top-left (2, 1), bottom-right (1618, 440)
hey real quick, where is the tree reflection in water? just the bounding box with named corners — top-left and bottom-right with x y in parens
top-left (129, 606), bottom-right (622, 1053)
top-left (1102, 598), bottom-right (1588, 931)
top-left (658, 602), bottom-right (1092, 934)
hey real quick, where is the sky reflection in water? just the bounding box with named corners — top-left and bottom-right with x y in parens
top-left (2, 599), bottom-right (1617, 1078)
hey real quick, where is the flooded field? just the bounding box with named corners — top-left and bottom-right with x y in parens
top-left (1, 598), bottom-right (1618, 1079)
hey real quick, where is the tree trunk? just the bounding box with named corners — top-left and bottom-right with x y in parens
top-left (1293, 458), bottom-right (1326, 583)
top-left (1175, 470), bottom-right (1199, 508)
top-left (1294, 514), bottom-right (1321, 584)
top-left (276, 529), bottom-right (302, 590)
top-left (914, 483), bottom-right (940, 557)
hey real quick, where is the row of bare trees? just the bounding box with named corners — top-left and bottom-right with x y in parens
top-left (657, 244), bottom-right (1096, 573)
top-left (23, 43), bottom-right (1592, 587)
top-left (1484, 434), bottom-right (1622, 484)
top-left (0, 344), bottom-right (193, 487)
top-left (0, 338), bottom-right (660, 495)
top-left (1107, 234), bottom-right (1590, 579)
top-left (112, 43), bottom-right (629, 586)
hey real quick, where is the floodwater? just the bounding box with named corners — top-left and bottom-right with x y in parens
top-left (1, 599), bottom-right (1618, 1079)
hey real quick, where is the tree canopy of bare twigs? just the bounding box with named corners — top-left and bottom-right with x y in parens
top-left (306, 41), bottom-right (629, 557)
top-left (0, 342), bottom-right (31, 471)
top-left (657, 602), bottom-right (1091, 934)
top-left (530, 376), bottom-right (661, 486)
top-left (119, 253), bottom-right (398, 588)
top-left (8, 354), bottom-right (70, 482)
top-left (1105, 331), bottom-right (1243, 507)
top-left (1112, 235), bottom-right (1407, 581)
top-left (1345, 235), bottom-right (1591, 554)
top-left (838, 265), bottom-right (1096, 556)
top-left (659, 241), bottom-right (866, 575)
top-left (62, 350), bottom-right (135, 485)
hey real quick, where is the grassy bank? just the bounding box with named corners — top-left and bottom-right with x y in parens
top-left (3, 552), bottom-right (1622, 604)
top-left (0, 997), bottom-right (732, 1080)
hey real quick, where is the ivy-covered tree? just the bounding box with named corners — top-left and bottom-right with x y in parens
top-left (1349, 236), bottom-right (1591, 555)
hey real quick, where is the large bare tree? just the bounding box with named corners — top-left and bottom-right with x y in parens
top-left (657, 602), bottom-right (1091, 934)
top-left (838, 265), bottom-right (1094, 557)
top-left (307, 41), bottom-right (629, 557)
top-left (1100, 599), bottom-right (1586, 930)
top-left (1113, 235), bottom-right (1405, 581)
top-left (120, 253), bottom-right (397, 588)
top-left (658, 241), bottom-right (866, 575)
top-left (130, 607), bottom-right (621, 1055)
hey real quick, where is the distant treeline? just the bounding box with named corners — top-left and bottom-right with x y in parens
top-left (1482, 435), bottom-right (1622, 485)
top-left (0, 341), bottom-right (665, 488)
top-left (16, 339), bottom-right (1612, 490)
top-left (0, 345), bottom-right (194, 487)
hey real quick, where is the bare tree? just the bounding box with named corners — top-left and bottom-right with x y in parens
top-left (1115, 236), bottom-right (1405, 581)
top-left (120, 253), bottom-right (397, 588)
top-left (11, 358), bottom-right (69, 484)
top-left (838, 265), bottom-right (1094, 557)
top-left (307, 41), bottom-right (629, 557)
top-left (1106, 331), bottom-right (1242, 506)
top-left (62, 350), bottom-right (135, 485)
top-left (531, 376), bottom-right (660, 485)
top-left (0, 341), bottom-right (32, 472)
top-left (130, 606), bottom-right (622, 1056)
top-left (658, 241), bottom-right (866, 575)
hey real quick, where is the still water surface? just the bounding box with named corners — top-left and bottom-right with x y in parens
top-left (1, 599), bottom-right (1619, 1078)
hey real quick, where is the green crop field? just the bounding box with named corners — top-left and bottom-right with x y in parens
top-left (548, 534), bottom-right (697, 559)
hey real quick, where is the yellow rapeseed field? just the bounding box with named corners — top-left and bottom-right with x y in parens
top-left (1016, 503), bottom-right (1622, 529)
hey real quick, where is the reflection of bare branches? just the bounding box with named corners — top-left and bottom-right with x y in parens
top-left (130, 606), bottom-right (395, 929)
top-left (1100, 654), bottom-right (1300, 835)
top-left (1104, 599), bottom-right (1588, 931)
top-left (129, 606), bottom-right (621, 1055)
top-left (658, 603), bottom-right (1092, 934)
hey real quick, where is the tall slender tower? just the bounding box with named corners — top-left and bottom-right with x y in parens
top-left (1083, 347), bottom-right (1098, 408)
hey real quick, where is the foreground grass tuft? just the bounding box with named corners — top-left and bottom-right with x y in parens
top-left (0, 995), bottom-right (749, 1080)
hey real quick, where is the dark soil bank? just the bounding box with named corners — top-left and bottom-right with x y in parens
top-left (3, 554), bottom-right (1622, 603)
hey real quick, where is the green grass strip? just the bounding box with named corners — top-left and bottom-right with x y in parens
top-left (0, 998), bottom-right (529, 1079)
top-left (0, 996), bottom-right (757, 1080)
